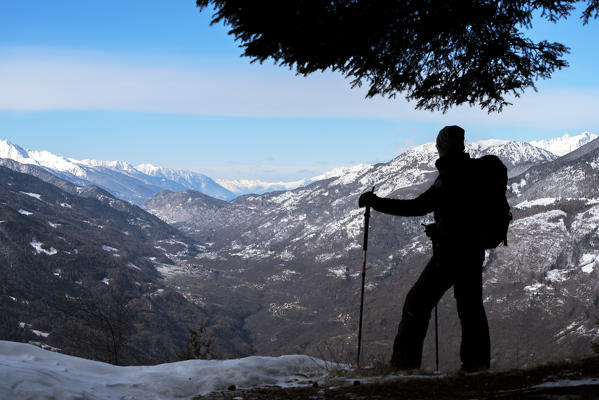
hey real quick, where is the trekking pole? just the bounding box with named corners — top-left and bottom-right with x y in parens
top-left (434, 305), bottom-right (440, 373)
top-left (357, 186), bottom-right (375, 369)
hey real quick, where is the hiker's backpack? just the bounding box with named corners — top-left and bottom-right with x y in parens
top-left (471, 155), bottom-right (512, 249)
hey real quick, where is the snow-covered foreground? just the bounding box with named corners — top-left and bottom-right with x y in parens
top-left (0, 341), bottom-right (328, 400)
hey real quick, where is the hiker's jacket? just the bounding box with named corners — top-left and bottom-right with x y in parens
top-left (371, 152), bottom-right (478, 247)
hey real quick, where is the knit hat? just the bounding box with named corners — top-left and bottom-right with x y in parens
top-left (436, 125), bottom-right (465, 154)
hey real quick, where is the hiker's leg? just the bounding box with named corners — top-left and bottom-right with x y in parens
top-left (391, 255), bottom-right (452, 369)
top-left (454, 250), bottom-right (490, 371)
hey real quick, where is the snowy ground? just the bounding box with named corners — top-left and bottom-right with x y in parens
top-left (0, 341), bottom-right (328, 400)
top-left (3, 341), bottom-right (599, 400)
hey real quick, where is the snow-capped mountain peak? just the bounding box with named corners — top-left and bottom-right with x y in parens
top-left (0, 140), bottom-right (87, 177)
top-left (0, 139), bottom-right (234, 203)
top-left (134, 164), bottom-right (235, 200)
top-left (402, 133), bottom-right (594, 163)
top-left (0, 139), bottom-right (29, 162)
top-left (360, 139), bottom-right (557, 195)
top-left (307, 164), bottom-right (372, 182)
top-left (473, 139), bottom-right (511, 149)
top-left (79, 159), bottom-right (137, 172)
top-left (394, 139), bottom-right (556, 169)
top-left (135, 163), bottom-right (205, 181)
top-left (530, 132), bottom-right (597, 157)
top-left (135, 163), bottom-right (165, 176)
top-left (469, 140), bottom-right (557, 169)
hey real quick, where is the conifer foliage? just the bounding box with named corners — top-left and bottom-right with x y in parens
top-left (178, 327), bottom-right (214, 360)
top-left (196, 0), bottom-right (599, 112)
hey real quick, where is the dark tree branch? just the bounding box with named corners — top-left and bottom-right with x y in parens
top-left (196, 0), bottom-right (597, 113)
top-left (56, 288), bottom-right (135, 365)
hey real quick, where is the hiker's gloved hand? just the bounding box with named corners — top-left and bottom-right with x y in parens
top-left (358, 191), bottom-right (378, 208)
top-left (422, 223), bottom-right (438, 238)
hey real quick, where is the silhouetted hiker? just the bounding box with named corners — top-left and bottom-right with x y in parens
top-left (359, 125), bottom-right (495, 373)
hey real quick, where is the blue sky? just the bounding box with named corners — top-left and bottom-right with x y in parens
top-left (1, 1), bottom-right (599, 181)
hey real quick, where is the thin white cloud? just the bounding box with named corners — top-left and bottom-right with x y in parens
top-left (1, 48), bottom-right (598, 128)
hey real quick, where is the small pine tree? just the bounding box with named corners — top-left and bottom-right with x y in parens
top-left (178, 327), bottom-right (213, 360)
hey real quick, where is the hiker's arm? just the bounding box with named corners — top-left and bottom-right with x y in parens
top-left (372, 185), bottom-right (438, 217)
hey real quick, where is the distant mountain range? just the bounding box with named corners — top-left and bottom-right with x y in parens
top-left (0, 133), bottom-right (595, 204)
top-left (0, 140), bottom-right (234, 204)
top-left (530, 132), bottom-right (597, 156)
top-left (0, 139), bottom-right (371, 202)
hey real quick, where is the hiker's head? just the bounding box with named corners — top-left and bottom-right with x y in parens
top-left (436, 125), bottom-right (465, 156)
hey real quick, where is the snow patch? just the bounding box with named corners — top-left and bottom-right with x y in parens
top-left (579, 253), bottom-right (597, 273)
top-left (579, 253), bottom-right (596, 266)
top-left (510, 178), bottom-right (527, 196)
top-left (18, 209), bottom-right (33, 216)
top-left (365, 282), bottom-right (377, 292)
top-left (31, 330), bottom-right (50, 338)
top-left (30, 241), bottom-right (57, 256)
top-left (327, 266), bottom-right (350, 279)
top-left (101, 245), bottom-right (118, 253)
top-left (532, 378), bottom-right (599, 388)
top-left (0, 341), bottom-right (328, 399)
top-left (155, 263), bottom-right (188, 277)
top-left (516, 210), bottom-right (568, 234)
top-left (315, 253), bottom-right (341, 263)
top-left (127, 262), bottom-right (141, 270)
top-left (523, 283), bottom-right (552, 294)
top-left (230, 245), bottom-right (274, 260)
top-left (195, 252), bottom-right (221, 260)
top-left (399, 240), bottom-right (428, 257)
top-left (582, 264), bottom-right (595, 273)
top-left (514, 198), bottom-right (557, 209)
top-left (546, 269), bottom-right (569, 283)
top-left (48, 222), bottom-right (61, 228)
top-left (19, 191), bottom-right (42, 200)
